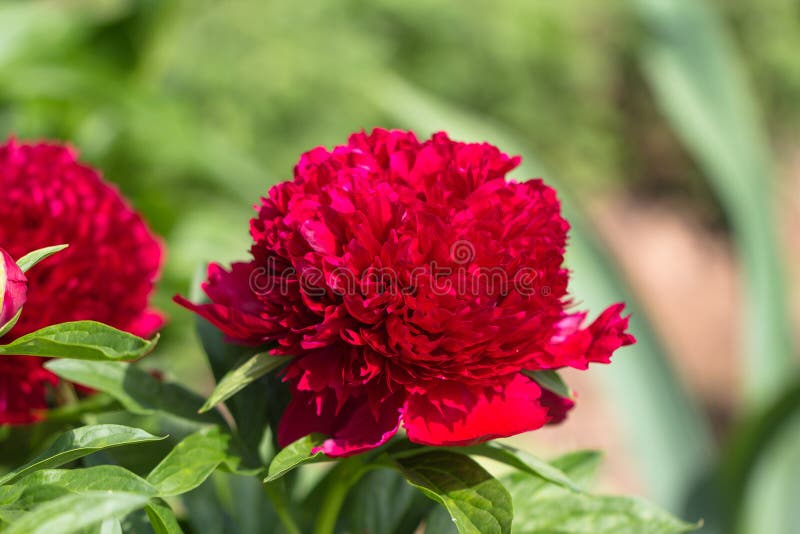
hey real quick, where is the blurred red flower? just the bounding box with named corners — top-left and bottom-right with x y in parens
top-left (178, 129), bottom-right (634, 456)
top-left (0, 139), bottom-right (163, 424)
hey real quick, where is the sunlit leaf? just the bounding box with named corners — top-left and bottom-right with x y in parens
top-left (3, 491), bottom-right (149, 534)
top-left (264, 433), bottom-right (328, 483)
top-left (145, 498), bottom-right (185, 534)
top-left (395, 450), bottom-right (513, 534)
top-left (15, 244), bottom-right (68, 273)
top-left (199, 352), bottom-right (290, 414)
top-left (0, 425), bottom-right (164, 486)
top-left (0, 321), bottom-right (158, 361)
top-left (505, 450), bottom-right (698, 533)
top-left (523, 369), bottom-right (573, 399)
top-left (146, 427), bottom-right (238, 497)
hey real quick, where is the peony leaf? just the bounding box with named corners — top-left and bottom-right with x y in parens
top-left (146, 427), bottom-right (239, 497)
top-left (2, 491), bottom-right (150, 534)
top-left (390, 442), bottom-right (580, 492)
top-left (5, 466), bottom-right (158, 510)
top-left (504, 451), bottom-right (699, 533)
top-left (0, 425), bottom-right (164, 486)
top-left (338, 468), bottom-right (436, 534)
top-left (264, 433), bottom-right (328, 483)
top-left (15, 244), bottom-right (68, 273)
top-left (523, 369), bottom-right (573, 399)
top-left (145, 498), bottom-right (184, 534)
top-left (0, 321), bottom-right (158, 361)
top-left (457, 443), bottom-right (580, 492)
top-left (199, 352), bottom-right (291, 414)
top-left (195, 315), bottom-right (283, 456)
top-left (45, 359), bottom-right (224, 426)
top-left (395, 450), bottom-right (513, 534)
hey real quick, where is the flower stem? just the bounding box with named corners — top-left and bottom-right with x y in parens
top-left (313, 458), bottom-right (366, 534)
top-left (263, 481), bottom-right (302, 534)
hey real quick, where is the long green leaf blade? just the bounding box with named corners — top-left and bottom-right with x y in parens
top-left (200, 352), bottom-right (290, 413)
top-left (4, 491), bottom-right (150, 534)
top-left (146, 427), bottom-right (236, 497)
top-left (264, 433), bottom-right (328, 483)
top-left (0, 321), bottom-right (158, 361)
top-left (146, 498), bottom-right (185, 534)
top-left (45, 359), bottom-right (225, 426)
top-left (0, 425), bottom-right (164, 485)
top-left (12, 466), bottom-right (157, 501)
top-left (14, 244), bottom-right (68, 273)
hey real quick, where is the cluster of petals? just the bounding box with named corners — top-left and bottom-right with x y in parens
top-left (0, 139), bottom-right (163, 424)
top-left (179, 129), bottom-right (636, 456)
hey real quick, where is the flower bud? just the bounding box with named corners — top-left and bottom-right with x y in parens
top-left (0, 247), bottom-right (27, 330)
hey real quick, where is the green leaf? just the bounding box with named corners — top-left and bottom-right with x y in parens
top-left (523, 369), bottom-right (573, 399)
top-left (264, 433), bottom-right (328, 483)
top-left (395, 450), bottom-right (513, 534)
top-left (146, 427), bottom-right (237, 497)
top-left (45, 360), bottom-right (225, 426)
top-left (391, 442), bottom-right (579, 492)
top-left (200, 352), bottom-right (290, 413)
top-left (3, 491), bottom-right (150, 534)
top-left (507, 482), bottom-right (699, 533)
top-left (716, 381), bottom-right (800, 533)
top-left (0, 308), bottom-right (23, 338)
top-left (340, 468), bottom-right (435, 534)
top-left (504, 451), bottom-right (698, 533)
top-left (546, 451), bottom-right (604, 489)
top-left (736, 409), bottom-right (800, 534)
top-left (195, 316), bottom-right (282, 456)
top-left (42, 393), bottom-right (119, 424)
top-left (0, 424), bottom-right (164, 485)
top-left (96, 519), bottom-right (123, 534)
top-left (11, 466), bottom-right (157, 505)
top-left (0, 321), bottom-right (158, 361)
top-left (146, 498), bottom-right (185, 534)
top-left (459, 443), bottom-right (580, 492)
top-left (15, 244), bottom-right (68, 273)
top-left (0, 485), bottom-right (25, 506)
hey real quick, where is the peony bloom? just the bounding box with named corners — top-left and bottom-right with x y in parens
top-left (178, 129), bottom-right (635, 456)
top-left (0, 139), bottom-right (163, 424)
top-left (0, 248), bottom-right (26, 329)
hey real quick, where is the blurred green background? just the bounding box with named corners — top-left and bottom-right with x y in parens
top-left (1, 0), bottom-right (799, 532)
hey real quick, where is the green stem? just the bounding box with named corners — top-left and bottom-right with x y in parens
top-left (313, 458), bottom-right (367, 534)
top-left (263, 481), bottom-right (302, 534)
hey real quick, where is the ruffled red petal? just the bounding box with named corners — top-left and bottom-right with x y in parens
top-left (544, 303), bottom-right (636, 370)
top-left (402, 374), bottom-right (553, 446)
top-left (174, 262), bottom-right (279, 345)
top-left (278, 385), bottom-right (403, 457)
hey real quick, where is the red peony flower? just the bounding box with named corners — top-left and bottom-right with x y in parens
top-left (178, 129), bottom-right (635, 456)
top-left (0, 247), bottom-right (26, 329)
top-left (0, 139), bottom-right (163, 425)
